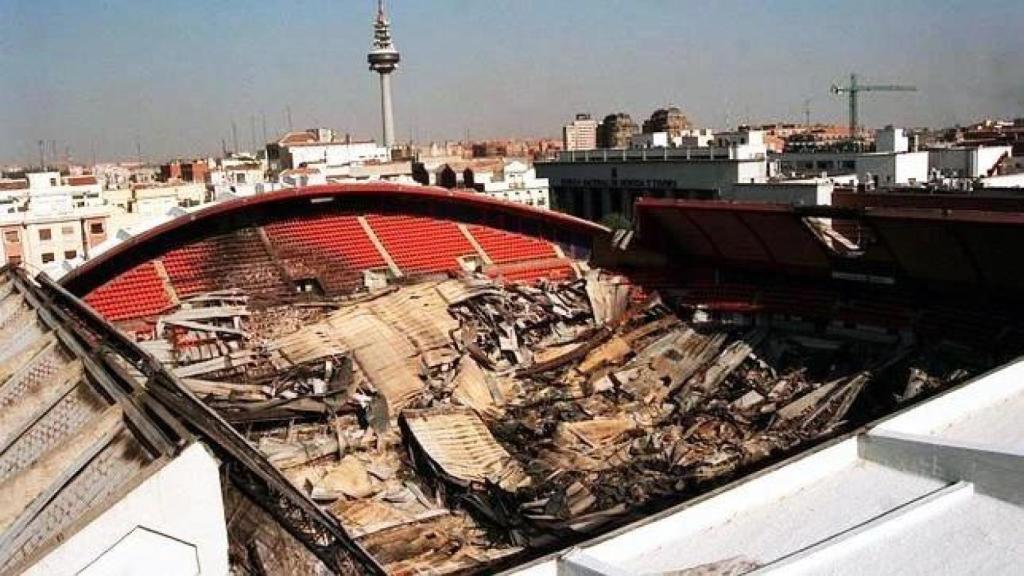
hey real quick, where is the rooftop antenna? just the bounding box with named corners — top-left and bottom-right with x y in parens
top-left (261, 113), bottom-right (268, 144)
top-left (37, 140), bottom-right (45, 170)
top-left (803, 98), bottom-right (811, 128)
top-left (231, 121), bottom-right (239, 154)
top-left (286, 106), bottom-right (293, 131)
top-left (135, 135), bottom-right (142, 164)
top-left (250, 114), bottom-right (257, 153)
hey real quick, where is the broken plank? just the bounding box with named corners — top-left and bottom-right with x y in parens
top-left (172, 350), bottom-right (255, 378)
top-left (162, 318), bottom-right (247, 336)
top-left (162, 305), bottom-right (251, 322)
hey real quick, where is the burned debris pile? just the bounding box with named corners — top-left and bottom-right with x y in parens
top-left (135, 274), bottom-right (984, 574)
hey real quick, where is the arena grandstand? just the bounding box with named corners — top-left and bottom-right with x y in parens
top-left (3, 183), bottom-right (1024, 575)
top-left (65, 183), bottom-right (596, 327)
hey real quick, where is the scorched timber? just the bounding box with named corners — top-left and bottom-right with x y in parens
top-left (116, 278), bottom-right (993, 575)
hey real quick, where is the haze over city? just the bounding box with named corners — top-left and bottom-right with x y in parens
top-left (2, 0), bottom-right (1023, 163)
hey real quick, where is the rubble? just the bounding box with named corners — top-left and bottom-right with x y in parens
top-left (136, 272), bottom-right (987, 574)
top-left (401, 406), bottom-right (532, 493)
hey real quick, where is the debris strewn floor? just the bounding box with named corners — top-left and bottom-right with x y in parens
top-left (134, 273), bottom-right (986, 574)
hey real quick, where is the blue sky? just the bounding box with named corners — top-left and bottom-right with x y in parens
top-left (1, 0), bottom-right (1022, 163)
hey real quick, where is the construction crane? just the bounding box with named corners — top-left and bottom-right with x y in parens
top-left (830, 73), bottom-right (916, 140)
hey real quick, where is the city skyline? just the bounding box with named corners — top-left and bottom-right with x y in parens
top-left (1, 0), bottom-right (1023, 164)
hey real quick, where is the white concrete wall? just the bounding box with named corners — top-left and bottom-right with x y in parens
top-left (27, 172), bottom-right (61, 189)
top-left (856, 153), bottom-right (927, 186)
top-left (481, 165), bottom-right (550, 208)
top-left (630, 132), bottom-right (669, 149)
top-left (136, 195), bottom-right (179, 217)
top-left (0, 210), bottom-right (112, 272)
top-left (736, 160), bottom-right (768, 184)
top-left (877, 127), bottom-right (909, 153)
top-left (975, 146), bottom-right (1012, 177)
top-left (564, 119), bottom-right (599, 151)
top-left (894, 151), bottom-right (929, 185)
top-left (482, 187), bottom-right (550, 208)
top-left (873, 358), bottom-right (1024, 438)
top-left (676, 129), bottom-right (714, 148)
top-left (541, 158), bottom-right (766, 194)
top-left (930, 146), bottom-right (1011, 179)
top-left (287, 142), bottom-right (390, 169)
top-left (728, 181), bottom-right (833, 205)
top-left (980, 173), bottom-right (1024, 188)
top-left (777, 151), bottom-right (926, 186)
top-left (25, 443), bottom-right (228, 576)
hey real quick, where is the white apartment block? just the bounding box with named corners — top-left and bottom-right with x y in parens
top-left (267, 129), bottom-right (390, 174)
top-left (0, 208), bottom-right (111, 274)
top-left (477, 160), bottom-right (550, 209)
top-left (563, 114), bottom-right (599, 151)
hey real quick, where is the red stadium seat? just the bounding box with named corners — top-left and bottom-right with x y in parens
top-left (264, 214), bottom-right (386, 292)
top-left (83, 261), bottom-right (171, 321)
top-left (466, 225), bottom-right (556, 264)
top-left (365, 213), bottom-right (475, 274)
top-left (486, 257), bottom-right (576, 284)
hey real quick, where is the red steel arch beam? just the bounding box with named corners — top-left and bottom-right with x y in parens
top-left (61, 183), bottom-right (609, 296)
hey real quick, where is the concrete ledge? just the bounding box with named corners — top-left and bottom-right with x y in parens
top-left (872, 358), bottom-right (1024, 436)
top-left (752, 481), bottom-right (972, 574)
top-left (557, 549), bottom-right (633, 576)
top-left (860, 431), bottom-right (1024, 505)
top-left (580, 439), bottom-right (860, 564)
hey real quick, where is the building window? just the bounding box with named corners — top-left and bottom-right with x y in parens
top-left (38, 228), bottom-right (52, 241)
top-left (41, 252), bottom-right (54, 263)
top-left (89, 222), bottom-right (104, 234)
top-left (3, 231), bottom-right (18, 243)
top-left (62, 225), bottom-right (75, 236)
top-left (64, 250), bottom-right (77, 260)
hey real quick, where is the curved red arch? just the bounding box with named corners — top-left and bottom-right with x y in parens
top-left (61, 182), bottom-right (608, 295)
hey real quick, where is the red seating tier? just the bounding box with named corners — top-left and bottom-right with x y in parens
top-left (161, 229), bottom-right (286, 298)
top-left (365, 214), bottom-right (475, 273)
top-left (161, 243), bottom-right (219, 296)
top-left (83, 261), bottom-right (171, 321)
top-left (264, 215), bottom-right (385, 271)
top-left (487, 258), bottom-right (576, 284)
top-left (466, 225), bottom-right (556, 264)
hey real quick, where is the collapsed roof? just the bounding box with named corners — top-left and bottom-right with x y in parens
top-left (37, 186), bottom-right (1024, 574)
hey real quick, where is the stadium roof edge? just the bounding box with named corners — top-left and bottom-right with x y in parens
top-left (60, 182), bottom-right (609, 291)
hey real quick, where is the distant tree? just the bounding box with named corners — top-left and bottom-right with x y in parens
top-left (600, 212), bottom-right (632, 230)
